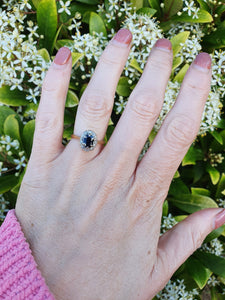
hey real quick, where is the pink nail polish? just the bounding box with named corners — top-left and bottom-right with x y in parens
top-left (214, 209), bottom-right (225, 229)
top-left (54, 47), bottom-right (71, 65)
top-left (155, 39), bottom-right (172, 52)
top-left (112, 28), bottom-right (132, 45)
top-left (193, 52), bottom-right (211, 71)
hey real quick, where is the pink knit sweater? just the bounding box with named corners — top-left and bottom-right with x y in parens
top-left (0, 210), bottom-right (55, 299)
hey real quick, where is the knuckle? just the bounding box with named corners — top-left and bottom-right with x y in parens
top-left (189, 226), bottom-right (204, 250)
top-left (36, 112), bottom-right (59, 134)
top-left (100, 44), bottom-right (124, 66)
top-left (129, 92), bottom-right (160, 123)
top-left (184, 79), bottom-right (210, 98)
top-left (165, 115), bottom-right (196, 149)
top-left (80, 89), bottom-right (112, 119)
top-left (148, 53), bottom-right (172, 73)
top-left (134, 168), bottom-right (166, 207)
top-left (42, 72), bottom-right (65, 94)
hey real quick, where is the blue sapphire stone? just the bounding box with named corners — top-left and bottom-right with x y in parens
top-left (80, 130), bottom-right (97, 151)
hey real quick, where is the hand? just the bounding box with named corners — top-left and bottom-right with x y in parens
top-left (15, 29), bottom-right (224, 300)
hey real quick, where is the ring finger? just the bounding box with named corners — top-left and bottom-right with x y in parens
top-left (66, 28), bottom-right (132, 160)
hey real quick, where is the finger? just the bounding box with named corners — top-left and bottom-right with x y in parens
top-left (102, 39), bottom-right (173, 175)
top-left (136, 53), bottom-right (211, 203)
top-left (66, 29), bottom-right (132, 159)
top-left (31, 47), bottom-right (72, 164)
top-left (147, 208), bottom-right (225, 296)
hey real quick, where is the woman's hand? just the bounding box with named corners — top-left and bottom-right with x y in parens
top-left (15, 29), bottom-right (225, 300)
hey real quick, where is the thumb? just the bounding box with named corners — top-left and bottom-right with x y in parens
top-left (149, 208), bottom-right (225, 295)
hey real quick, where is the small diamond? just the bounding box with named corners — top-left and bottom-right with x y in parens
top-left (80, 130), bottom-right (97, 151)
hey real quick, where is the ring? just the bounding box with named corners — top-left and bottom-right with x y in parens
top-left (71, 130), bottom-right (105, 151)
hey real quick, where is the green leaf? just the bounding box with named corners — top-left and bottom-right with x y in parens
top-left (216, 119), bottom-right (225, 129)
top-left (169, 178), bottom-right (190, 196)
top-left (76, 0), bottom-right (99, 4)
top-left (173, 63), bottom-right (189, 83)
top-left (173, 170), bottom-right (180, 178)
top-left (164, 0), bottom-right (183, 18)
top-left (0, 86), bottom-right (27, 106)
top-left (148, 0), bottom-right (161, 17)
top-left (129, 58), bottom-right (143, 73)
top-left (137, 7), bottom-right (157, 16)
top-left (70, 3), bottom-right (97, 15)
top-left (37, 0), bottom-right (57, 54)
top-left (4, 115), bottom-right (21, 143)
top-left (211, 287), bottom-right (224, 300)
top-left (65, 90), bottom-right (79, 108)
top-left (191, 187), bottom-right (210, 197)
top-left (174, 215), bottom-right (187, 222)
top-left (182, 145), bottom-right (204, 166)
top-left (11, 169), bottom-right (26, 194)
top-left (131, 0), bottom-right (144, 9)
top-left (206, 164), bottom-right (220, 185)
top-left (0, 175), bottom-right (19, 194)
top-left (215, 4), bottom-right (225, 17)
top-left (37, 48), bottom-right (50, 62)
top-left (172, 9), bottom-right (213, 23)
top-left (64, 109), bottom-right (75, 125)
top-left (210, 130), bottom-right (223, 145)
top-left (52, 23), bottom-right (64, 50)
top-left (71, 52), bottom-right (84, 68)
top-left (196, 0), bottom-right (210, 11)
top-left (55, 39), bottom-right (74, 50)
top-left (162, 200), bottom-right (168, 216)
top-left (186, 256), bottom-right (212, 289)
top-left (89, 12), bottom-right (107, 37)
top-left (170, 31), bottom-right (190, 56)
top-left (0, 106), bottom-right (16, 135)
top-left (172, 56), bottom-right (183, 71)
top-left (116, 77), bottom-right (131, 97)
top-left (203, 21), bottom-right (225, 49)
top-left (169, 194), bottom-right (218, 214)
top-left (63, 126), bottom-right (74, 139)
top-left (216, 173), bottom-right (225, 198)
top-left (32, 0), bottom-right (42, 9)
top-left (204, 225), bottom-right (225, 243)
top-left (22, 120), bottom-right (35, 158)
top-left (195, 251), bottom-right (225, 278)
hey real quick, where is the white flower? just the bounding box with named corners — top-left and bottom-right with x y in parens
top-left (115, 96), bottom-right (128, 114)
top-left (108, 0), bottom-right (119, 11)
top-left (19, 0), bottom-right (32, 10)
top-left (161, 213), bottom-right (178, 234)
top-left (157, 279), bottom-right (198, 299)
top-left (0, 135), bottom-right (20, 151)
top-left (13, 155), bottom-right (26, 170)
top-left (58, 0), bottom-right (71, 15)
top-left (0, 162), bottom-right (8, 176)
top-left (183, 1), bottom-right (195, 16)
top-left (26, 88), bottom-right (39, 104)
top-left (0, 194), bottom-right (9, 221)
top-left (201, 238), bottom-right (224, 256)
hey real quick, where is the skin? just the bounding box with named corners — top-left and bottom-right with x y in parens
top-left (15, 30), bottom-right (223, 300)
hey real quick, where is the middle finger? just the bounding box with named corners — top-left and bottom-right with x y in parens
top-left (102, 39), bottom-right (173, 175)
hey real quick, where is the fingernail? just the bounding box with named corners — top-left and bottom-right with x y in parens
top-left (193, 52), bottom-right (211, 72)
top-left (214, 208), bottom-right (225, 229)
top-left (155, 39), bottom-right (172, 52)
top-left (112, 28), bottom-right (132, 46)
top-left (54, 47), bottom-right (71, 65)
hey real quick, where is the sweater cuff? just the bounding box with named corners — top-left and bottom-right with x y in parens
top-left (0, 210), bottom-right (55, 300)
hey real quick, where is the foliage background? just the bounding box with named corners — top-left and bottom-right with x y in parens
top-left (1, 0), bottom-right (225, 298)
